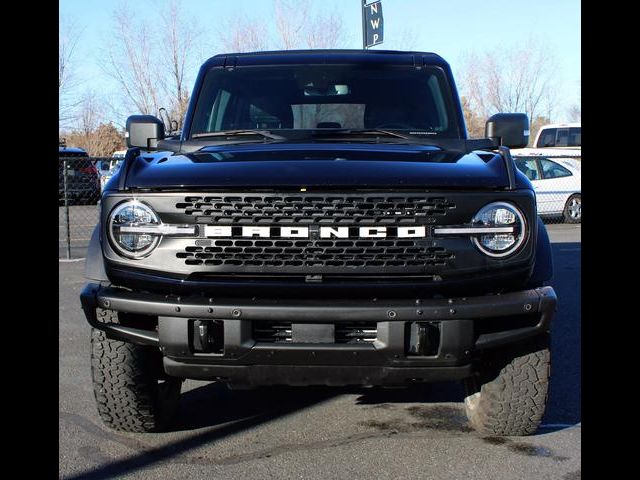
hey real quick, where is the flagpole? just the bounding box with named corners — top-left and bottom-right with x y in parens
top-left (362, 0), bottom-right (367, 50)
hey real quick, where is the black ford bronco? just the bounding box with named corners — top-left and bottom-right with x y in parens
top-left (80, 50), bottom-right (556, 435)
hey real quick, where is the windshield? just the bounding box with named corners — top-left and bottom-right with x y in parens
top-left (189, 65), bottom-right (460, 139)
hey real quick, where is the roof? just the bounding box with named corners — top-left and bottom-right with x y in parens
top-left (202, 49), bottom-right (448, 69)
top-left (537, 123), bottom-right (581, 129)
top-left (511, 147), bottom-right (581, 157)
top-left (58, 147), bottom-right (87, 154)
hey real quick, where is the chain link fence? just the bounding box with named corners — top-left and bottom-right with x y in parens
top-left (59, 156), bottom-right (116, 259)
top-left (58, 153), bottom-right (580, 259)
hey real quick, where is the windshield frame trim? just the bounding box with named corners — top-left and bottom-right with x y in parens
top-left (184, 62), bottom-right (464, 143)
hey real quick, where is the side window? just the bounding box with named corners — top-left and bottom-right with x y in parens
top-left (536, 128), bottom-right (557, 147)
top-left (555, 129), bottom-right (569, 147)
top-left (568, 127), bottom-right (581, 147)
top-left (426, 74), bottom-right (448, 131)
top-left (514, 158), bottom-right (541, 181)
top-left (208, 89), bottom-right (231, 131)
top-left (540, 159), bottom-right (572, 179)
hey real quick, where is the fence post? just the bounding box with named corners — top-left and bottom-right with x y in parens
top-left (63, 159), bottom-right (72, 259)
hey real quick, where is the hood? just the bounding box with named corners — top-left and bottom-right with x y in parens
top-left (123, 143), bottom-right (527, 190)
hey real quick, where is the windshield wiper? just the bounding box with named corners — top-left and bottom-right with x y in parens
top-left (191, 130), bottom-right (284, 141)
top-left (308, 128), bottom-right (423, 142)
top-left (353, 129), bottom-right (416, 140)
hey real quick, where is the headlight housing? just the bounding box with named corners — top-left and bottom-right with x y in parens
top-left (471, 201), bottom-right (526, 257)
top-left (108, 200), bottom-right (161, 258)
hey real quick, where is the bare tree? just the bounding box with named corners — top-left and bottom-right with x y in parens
top-left (385, 26), bottom-right (419, 51)
top-left (303, 8), bottom-right (345, 49)
top-left (65, 122), bottom-right (125, 157)
top-left (91, 0), bottom-right (351, 129)
top-left (273, 0), bottom-right (310, 49)
top-left (567, 104), bottom-right (581, 122)
top-left (102, 3), bottom-right (161, 116)
top-left (100, 1), bottom-right (203, 130)
top-left (460, 95), bottom-right (485, 139)
top-left (79, 91), bottom-right (102, 136)
top-left (63, 90), bottom-right (125, 156)
top-left (458, 37), bottom-right (558, 138)
top-left (158, 0), bottom-right (202, 130)
top-left (273, 0), bottom-right (345, 50)
top-left (59, 16), bottom-right (84, 128)
top-left (566, 81), bottom-right (581, 122)
top-left (217, 15), bottom-right (271, 53)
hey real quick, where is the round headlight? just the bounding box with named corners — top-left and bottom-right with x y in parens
top-left (472, 202), bottom-right (526, 257)
top-left (108, 200), bottom-right (161, 258)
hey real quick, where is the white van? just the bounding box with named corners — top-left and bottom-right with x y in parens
top-left (533, 123), bottom-right (581, 149)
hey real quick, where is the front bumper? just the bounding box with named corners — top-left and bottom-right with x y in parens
top-left (81, 284), bottom-right (556, 386)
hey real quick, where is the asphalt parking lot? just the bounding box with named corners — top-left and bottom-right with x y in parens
top-left (59, 223), bottom-right (581, 480)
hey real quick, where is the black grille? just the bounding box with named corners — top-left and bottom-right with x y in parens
top-left (253, 322), bottom-right (292, 343)
top-left (175, 194), bottom-right (455, 224)
top-left (252, 322), bottom-right (377, 343)
top-left (176, 239), bottom-right (454, 271)
top-left (335, 322), bottom-right (378, 343)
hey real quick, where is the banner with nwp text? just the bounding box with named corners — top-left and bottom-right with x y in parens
top-left (363, 1), bottom-right (384, 48)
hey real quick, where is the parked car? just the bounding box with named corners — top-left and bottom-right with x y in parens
top-left (513, 146), bottom-right (581, 167)
top-left (513, 154), bottom-right (581, 223)
top-left (533, 122), bottom-right (581, 150)
top-left (97, 151), bottom-right (126, 192)
top-left (59, 146), bottom-right (100, 205)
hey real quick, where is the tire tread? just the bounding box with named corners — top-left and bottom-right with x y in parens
top-left (90, 311), bottom-right (180, 433)
top-left (465, 337), bottom-right (550, 436)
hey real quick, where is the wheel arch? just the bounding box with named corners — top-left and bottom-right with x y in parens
top-left (527, 216), bottom-right (553, 287)
top-left (85, 224), bottom-right (109, 282)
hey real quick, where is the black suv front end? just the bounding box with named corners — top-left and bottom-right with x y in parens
top-left (80, 49), bottom-right (556, 435)
top-left (81, 187), bottom-right (555, 388)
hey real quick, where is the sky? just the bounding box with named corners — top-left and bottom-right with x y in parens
top-left (59, 0), bottom-right (581, 124)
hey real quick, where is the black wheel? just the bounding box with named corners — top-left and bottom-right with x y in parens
top-left (563, 194), bottom-right (581, 223)
top-left (90, 312), bottom-right (181, 432)
top-left (463, 335), bottom-right (550, 436)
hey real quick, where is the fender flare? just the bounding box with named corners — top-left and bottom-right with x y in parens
top-left (528, 216), bottom-right (553, 287)
top-left (84, 224), bottom-right (109, 282)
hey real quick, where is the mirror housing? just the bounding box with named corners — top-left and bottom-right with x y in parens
top-left (485, 113), bottom-right (529, 149)
top-left (126, 115), bottom-right (165, 150)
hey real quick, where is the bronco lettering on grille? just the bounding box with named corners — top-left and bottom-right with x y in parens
top-left (202, 225), bottom-right (428, 238)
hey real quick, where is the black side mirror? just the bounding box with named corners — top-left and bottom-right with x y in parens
top-left (126, 115), bottom-right (165, 150)
top-left (485, 113), bottom-right (529, 149)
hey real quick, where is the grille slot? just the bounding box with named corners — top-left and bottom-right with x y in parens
top-left (335, 322), bottom-right (378, 344)
top-left (176, 239), bottom-right (454, 271)
top-left (252, 322), bottom-right (378, 343)
top-left (176, 194), bottom-right (455, 224)
top-left (253, 323), bottom-right (292, 343)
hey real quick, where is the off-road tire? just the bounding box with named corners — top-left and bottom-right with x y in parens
top-left (563, 194), bottom-right (581, 224)
top-left (90, 317), bottom-right (181, 432)
top-left (463, 335), bottom-right (550, 436)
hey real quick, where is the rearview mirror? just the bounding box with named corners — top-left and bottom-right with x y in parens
top-left (126, 115), bottom-right (165, 150)
top-left (485, 113), bottom-right (529, 149)
top-left (303, 83), bottom-right (350, 97)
